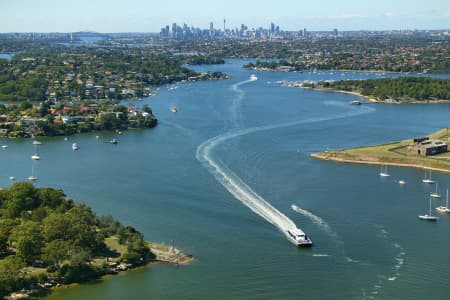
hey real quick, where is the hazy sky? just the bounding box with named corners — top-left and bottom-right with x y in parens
top-left (1, 0), bottom-right (449, 32)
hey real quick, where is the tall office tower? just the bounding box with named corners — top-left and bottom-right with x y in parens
top-left (224, 19), bottom-right (226, 32)
top-left (172, 23), bottom-right (177, 38)
top-left (210, 22), bottom-right (214, 37)
top-left (271, 22), bottom-right (275, 33)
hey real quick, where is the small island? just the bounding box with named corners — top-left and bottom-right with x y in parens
top-left (301, 77), bottom-right (450, 103)
top-left (312, 127), bottom-right (450, 173)
top-left (0, 183), bottom-right (192, 299)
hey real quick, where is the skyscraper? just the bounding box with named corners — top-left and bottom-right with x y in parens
top-left (210, 22), bottom-right (214, 37)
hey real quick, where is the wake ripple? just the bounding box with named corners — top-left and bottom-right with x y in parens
top-left (196, 78), bottom-right (375, 244)
top-left (291, 204), bottom-right (337, 238)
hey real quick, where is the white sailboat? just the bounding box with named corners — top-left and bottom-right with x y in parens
top-left (422, 170), bottom-right (435, 184)
top-left (31, 145), bottom-right (40, 160)
top-left (379, 165), bottom-right (390, 177)
top-left (398, 179), bottom-right (406, 185)
top-left (436, 189), bottom-right (450, 213)
top-left (430, 182), bottom-right (441, 198)
top-left (28, 161), bottom-right (37, 181)
top-left (418, 196), bottom-right (439, 221)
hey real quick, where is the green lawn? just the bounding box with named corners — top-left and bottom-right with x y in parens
top-left (314, 127), bottom-right (450, 172)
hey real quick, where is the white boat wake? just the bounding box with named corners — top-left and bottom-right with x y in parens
top-left (196, 77), bottom-right (375, 244)
top-left (291, 204), bottom-right (337, 238)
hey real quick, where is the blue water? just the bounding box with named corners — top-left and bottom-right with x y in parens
top-left (1, 60), bottom-right (449, 299)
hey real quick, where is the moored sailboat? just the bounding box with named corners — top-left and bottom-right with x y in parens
top-left (436, 189), bottom-right (450, 213)
top-left (430, 182), bottom-right (441, 198)
top-left (379, 165), bottom-right (390, 177)
top-left (418, 196), bottom-right (439, 221)
top-left (422, 170), bottom-right (435, 184)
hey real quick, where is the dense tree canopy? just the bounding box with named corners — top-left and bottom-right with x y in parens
top-left (0, 183), bottom-right (153, 298)
top-left (325, 77), bottom-right (450, 101)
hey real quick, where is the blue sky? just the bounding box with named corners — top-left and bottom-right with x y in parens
top-left (1, 0), bottom-right (449, 32)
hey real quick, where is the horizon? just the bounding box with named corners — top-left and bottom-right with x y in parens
top-left (1, 27), bottom-right (450, 35)
top-left (1, 0), bottom-right (449, 33)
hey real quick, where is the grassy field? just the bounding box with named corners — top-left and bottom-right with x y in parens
top-left (312, 127), bottom-right (450, 172)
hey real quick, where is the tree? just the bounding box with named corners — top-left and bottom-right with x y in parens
top-left (0, 256), bottom-right (25, 298)
top-left (141, 104), bottom-right (152, 114)
top-left (4, 182), bottom-right (38, 218)
top-left (41, 239), bottom-right (69, 268)
top-left (9, 220), bottom-right (42, 263)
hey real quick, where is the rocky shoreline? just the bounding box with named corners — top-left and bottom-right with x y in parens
top-left (5, 243), bottom-right (193, 300)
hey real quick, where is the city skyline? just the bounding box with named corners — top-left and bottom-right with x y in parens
top-left (0, 0), bottom-right (449, 33)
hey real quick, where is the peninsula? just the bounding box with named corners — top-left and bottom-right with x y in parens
top-left (312, 127), bottom-right (450, 173)
top-left (0, 183), bottom-right (193, 299)
top-left (301, 77), bottom-right (450, 103)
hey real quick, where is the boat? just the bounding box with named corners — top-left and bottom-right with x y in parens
top-left (286, 228), bottom-right (312, 247)
top-left (32, 140), bottom-right (42, 145)
top-left (430, 182), bottom-right (441, 198)
top-left (109, 138), bottom-right (118, 144)
top-left (171, 106), bottom-right (177, 113)
top-left (418, 196), bottom-right (439, 221)
top-left (379, 165), bottom-right (390, 177)
top-left (398, 179), bottom-right (406, 185)
top-left (9, 176), bottom-right (15, 181)
top-left (436, 189), bottom-right (450, 213)
top-left (350, 100), bottom-right (362, 105)
top-left (2, 145), bottom-right (8, 149)
top-left (250, 74), bottom-right (258, 81)
top-left (422, 170), bottom-right (435, 184)
top-left (31, 144), bottom-right (41, 160)
top-left (72, 142), bottom-right (79, 150)
top-left (28, 160), bottom-right (37, 181)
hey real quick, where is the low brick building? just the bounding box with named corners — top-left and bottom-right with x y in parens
top-left (412, 137), bottom-right (448, 156)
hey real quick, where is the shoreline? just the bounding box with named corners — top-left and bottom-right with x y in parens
top-left (298, 85), bottom-right (450, 104)
top-left (311, 152), bottom-right (450, 174)
top-left (311, 127), bottom-right (450, 173)
top-left (5, 242), bottom-right (193, 300)
top-left (298, 86), bottom-right (379, 103)
top-left (246, 66), bottom-right (442, 75)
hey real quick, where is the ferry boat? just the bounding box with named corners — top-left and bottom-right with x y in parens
top-left (72, 143), bottom-right (79, 150)
top-left (250, 74), bottom-right (258, 81)
top-left (286, 228), bottom-right (312, 247)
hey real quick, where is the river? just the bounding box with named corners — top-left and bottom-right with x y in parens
top-left (1, 60), bottom-right (449, 299)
